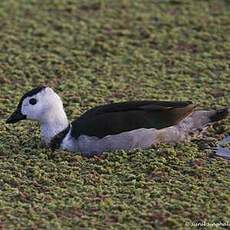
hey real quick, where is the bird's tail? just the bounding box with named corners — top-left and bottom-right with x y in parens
top-left (181, 107), bottom-right (229, 132)
top-left (209, 108), bottom-right (229, 123)
top-left (154, 107), bottom-right (229, 144)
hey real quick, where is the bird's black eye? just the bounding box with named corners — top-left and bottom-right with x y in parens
top-left (29, 98), bottom-right (37, 105)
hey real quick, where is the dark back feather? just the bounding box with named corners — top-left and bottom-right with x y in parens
top-left (71, 101), bottom-right (195, 138)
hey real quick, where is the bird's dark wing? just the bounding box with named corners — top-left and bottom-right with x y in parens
top-left (71, 101), bottom-right (195, 138)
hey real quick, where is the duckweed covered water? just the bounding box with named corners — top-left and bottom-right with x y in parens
top-left (0, 0), bottom-right (230, 229)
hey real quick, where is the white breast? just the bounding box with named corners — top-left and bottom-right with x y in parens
top-left (61, 127), bottom-right (160, 156)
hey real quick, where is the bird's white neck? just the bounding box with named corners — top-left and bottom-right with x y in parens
top-left (40, 108), bottom-right (69, 145)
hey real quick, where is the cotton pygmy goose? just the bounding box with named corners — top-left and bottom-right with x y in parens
top-left (6, 86), bottom-right (229, 156)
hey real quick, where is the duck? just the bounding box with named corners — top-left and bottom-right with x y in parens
top-left (6, 86), bottom-right (229, 156)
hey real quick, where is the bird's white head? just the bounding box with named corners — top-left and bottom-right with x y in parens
top-left (6, 86), bottom-right (66, 124)
top-left (7, 86), bottom-right (69, 145)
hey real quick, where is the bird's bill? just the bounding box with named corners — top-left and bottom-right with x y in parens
top-left (6, 109), bottom-right (26, 123)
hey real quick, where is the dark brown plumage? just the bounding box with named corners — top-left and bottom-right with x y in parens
top-left (71, 101), bottom-right (195, 138)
